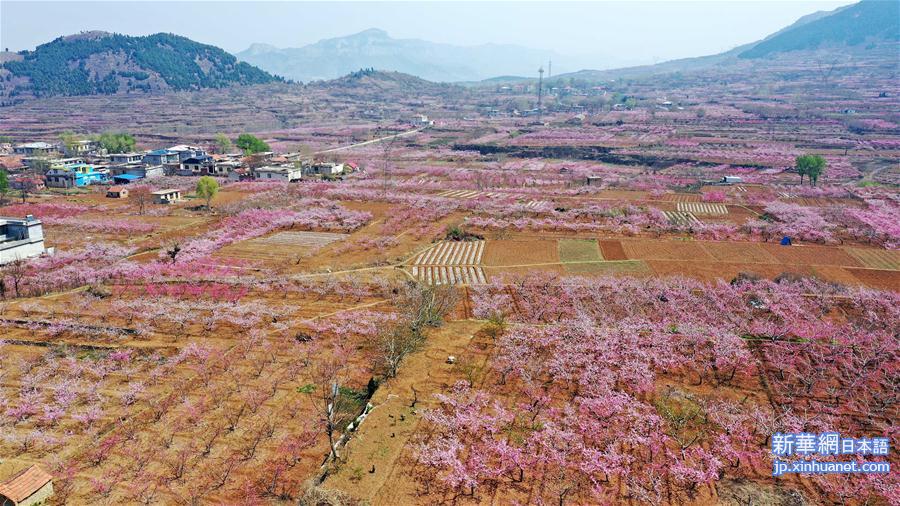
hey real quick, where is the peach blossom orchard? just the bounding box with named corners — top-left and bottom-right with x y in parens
top-left (0, 46), bottom-right (898, 505)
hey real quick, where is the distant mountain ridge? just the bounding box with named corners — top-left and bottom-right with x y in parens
top-left (739, 0), bottom-right (899, 58)
top-left (236, 28), bottom-right (564, 83)
top-left (0, 32), bottom-right (278, 97)
top-left (548, 0), bottom-right (899, 82)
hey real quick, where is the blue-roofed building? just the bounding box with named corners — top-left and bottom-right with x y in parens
top-left (44, 163), bottom-right (109, 188)
top-left (142, 149), bottom-right (179, 166)
top-left (113, 173), bottom-right (143, 184)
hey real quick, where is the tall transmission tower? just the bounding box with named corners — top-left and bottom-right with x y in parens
top-left (548, 59), bottom-right (552, 79)
top-left (537, 66), bottom-right (544, 120)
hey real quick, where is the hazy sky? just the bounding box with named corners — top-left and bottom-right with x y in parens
top-left (1, 1), bottom-right (854, 68)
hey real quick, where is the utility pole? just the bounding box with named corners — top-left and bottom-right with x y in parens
top-left (537, 66), bottom-right (544, 121)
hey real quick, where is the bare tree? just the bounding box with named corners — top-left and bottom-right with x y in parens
top-left (397, 282), bottom-right (460, 333)
top-left (375, 282), bottom-right (459, 378)
top-left (303, 346), bottom-right (360, 462)
top-left (129, 185), bottom-right (152, 215)
top-left (377, 324), bottom-right (421, 379)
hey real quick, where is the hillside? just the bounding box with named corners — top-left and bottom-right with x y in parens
top-left (0, 31), bottom-right (279, 97)
top-left (739, 0), bottom-right (900, 58)
top-left (236, 28), bottom-right (561, 83)
top-left (312, 68), bottom-right (464, 99)
top-left (541, 0), bottom-right (898, 83)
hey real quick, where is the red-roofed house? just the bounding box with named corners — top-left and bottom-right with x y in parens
top-left (0, 465), bottom-right (53, 506)
top-left (106, 186), bottom-right (129, 199)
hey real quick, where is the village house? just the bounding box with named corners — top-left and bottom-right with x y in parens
top-left (48, 158), bottom-right (86, 170)
top-left (178, 155), bottom-right (215, 176)
top-left (409, 114), bottom-right (434, 126)
top-left (44, 163), bottom-right (109, 188)
top-left (227, 167), bottom-right (253, 182)
top-left (64, 139), bottom-right (102, 157)
top-left (106, 186), bottom-right (129, 198)
top-left (111, 173), bottom-right (141, 184)
top-left (586, 175), bottom-right (603, 186)
top-left (108, 152), bottom-right (144, 164)
top-left (24, 155), bottom-right (83, 169)
top-left (169, 145), bottom-right (207, 162)
top-left (10, 175), bottom-right (45, 192)
top-left (211, 160), bottom-right (241, 177)
top-left (151, 189), bottom-right (182, 204)
top-left (253, 165), bottom-right (303, 182)
top-left (308, 162), bottom-right (344, 177)
top-left (0, 215), bottom-right (48, 265)
top-left (142, 149), bottom-right (179, 166)
top-left (108, 163), bottom-right (164, 181)
top-left (0, 465), bottom-right (53, 506)
top-left (13, 142), bottom-right (56, 156)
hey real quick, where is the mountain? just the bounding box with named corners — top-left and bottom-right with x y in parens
top-left (547, 0), bottom-right (898, 83)
top-left (311, 69), bottom-right (463, 100)
top-left (0, 32), bottom-right (279, 97)
top-left (236, 28), bottom-right (562, 83)
top-left (739, 0), bottom-right (899, 58)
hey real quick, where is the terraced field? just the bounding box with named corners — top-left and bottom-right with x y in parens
top-left (844, 247), bottom-right (900, 270)
top-left (410, 240), bottom-right (486, 285)
top-left (216, 230), bottom-right (348, 262)
top-left (664, 210), bottom-right (700, 226)
top-left (676, 202), bottom-right (729, 215)
top-left (558, 238), bottom-right (603, 262)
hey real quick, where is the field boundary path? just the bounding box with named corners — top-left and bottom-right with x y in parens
top-left (315, 127), bottom-right (426, 154)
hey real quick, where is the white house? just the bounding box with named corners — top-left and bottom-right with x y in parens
top-left (254, 165), bottom-right (302, 182)
top-left (13, 142), bottom-right (56, 156)
top-left (108, 152), bottom-right (144, 164)
top-left (0, 215), bottom-right (48, 265)
top-left (152, 189), bottom-right (182, 204)
top-left (308, 162), bottom-right (344, 176)
top-left (410, 114), bottom-right (434, 126)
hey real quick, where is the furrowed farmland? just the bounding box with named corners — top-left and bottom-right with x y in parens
top-left (0, 7), bottom-right (898, 505)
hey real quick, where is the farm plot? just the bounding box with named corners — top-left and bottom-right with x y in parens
top-left (520, 200), bottom-right (551, 209)
top-left (846, 268), bottom-right (900, 291)
top-left (676, 202), bottom-right (728, 215)
top-left (563, 260), bottom-right (651, 276)
top-left (843, 247), bottom-right (900, 270)
top-left (558, 239), bottom-right (603, 262)
top-left (663, 193), bottom-right (702, 202)
top-left (599, 240), bottom-right (628, 260)
top-left (646, 260), bottom-right (816, 283)
top-left (762, 244), bottom-right (863, 267)
top-left (701, 241), bottom-right (780, 264)
top-left (410, 240), bottom-right (486, 285)
top-left (481, 240), bottom-right (560, 266)
top-left (622, 239), bottom-right (715, 262)
top-left (435, 189), bottom-right (507, 199)
top-left (216, 230), bottom-right (348, 262)
top-left (663, 211), bottom-right (700, 226)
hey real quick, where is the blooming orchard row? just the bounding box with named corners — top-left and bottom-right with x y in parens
top-left (414, 273), bottom-right (898, 504)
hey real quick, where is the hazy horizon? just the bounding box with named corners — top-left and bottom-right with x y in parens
top-left (1, 1), bottom-right (854, 70)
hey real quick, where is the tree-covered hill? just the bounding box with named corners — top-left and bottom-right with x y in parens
top-left (739, 0), bottom-right (900, 58)
top-left (0, 31), bottom-right (280, 97)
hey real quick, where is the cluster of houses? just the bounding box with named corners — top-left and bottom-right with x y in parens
top-left (1, 140), bottom-right (358, 192)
